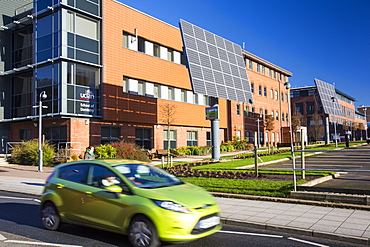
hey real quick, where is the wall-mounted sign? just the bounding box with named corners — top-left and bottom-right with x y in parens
top-left (205, 106), bottom-right (219, 120)
top-left (76, 87), bottom-right (98, 115)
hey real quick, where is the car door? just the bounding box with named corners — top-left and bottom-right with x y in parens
top-left (78, 165), bottom-right (133, 231)
top-left (56, 163), bottom-right (90, 221)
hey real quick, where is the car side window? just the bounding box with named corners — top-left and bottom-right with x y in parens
top-left (58, 164), bottom-right (89, 184)
top-left (90, 165), bottom-right (122, 188)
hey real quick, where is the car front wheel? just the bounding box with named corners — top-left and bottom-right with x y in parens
top-left (128, 215), bottom-right (159, 247)
top-left (41, 202), bottom-right (61, 231)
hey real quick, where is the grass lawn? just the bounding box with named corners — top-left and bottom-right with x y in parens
top-left (181, 177), bottom-right (308, 198)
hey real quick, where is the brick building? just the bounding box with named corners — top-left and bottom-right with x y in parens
top-left (290, 82), bottom-right (366, 143)
top-left (0, 0), bottom-right (292, 155)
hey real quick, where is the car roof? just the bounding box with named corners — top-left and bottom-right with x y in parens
top-left (56, 159), bottom-right (148, 169)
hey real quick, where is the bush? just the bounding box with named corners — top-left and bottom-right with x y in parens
top-left (112, 141), bottom-right (150, 162)
top-left (94, 144), bottom-right (117, 159)
top-left (10, 139), bottom-right (55, 166)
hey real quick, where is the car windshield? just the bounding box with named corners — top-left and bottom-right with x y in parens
top-left (113, 164), bottom-right (183, 189)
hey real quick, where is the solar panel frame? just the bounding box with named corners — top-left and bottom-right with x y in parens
top-left (180, 19), bottom-right (253, 104)
top-left (314, 78), bottom-right (342, 116)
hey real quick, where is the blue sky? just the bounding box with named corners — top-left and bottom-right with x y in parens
top-left (118, 0), bottom-right (370, 108)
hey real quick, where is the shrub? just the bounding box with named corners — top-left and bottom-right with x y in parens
top-left (94, 144), bottom-right (117, 159)
top-left (10, 139), bottom-right (55, 166)
top-left (112, 140), bottom-right (150, 162)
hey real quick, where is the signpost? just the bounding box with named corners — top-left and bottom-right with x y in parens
top-left (206, 105), bottom-right (220, 161)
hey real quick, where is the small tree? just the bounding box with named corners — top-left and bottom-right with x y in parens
top-left (359, 123), bottom-right (365, 140)
top-left (352, 122), bottom-right (359, 141)
top-left (160, 103), bottom-right (177, 166)
top-left (291, 112), bottom-right (304, 144)
top-left (264, 115), bottom-right (274, 153)
top-left (308, 113), bottom-right (325, 142)
top-left (343, 121), bottom-right (350, 131)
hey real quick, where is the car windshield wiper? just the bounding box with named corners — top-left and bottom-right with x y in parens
top-left (147, 181), bottom-right (184, 189)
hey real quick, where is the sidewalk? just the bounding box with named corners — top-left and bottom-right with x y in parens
top-left (0, 157), bottom-right (369, 245)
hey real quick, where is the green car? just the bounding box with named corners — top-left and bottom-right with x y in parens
top-left (40, 159), bottom-right (221, 247)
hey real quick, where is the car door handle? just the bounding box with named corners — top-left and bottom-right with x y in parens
top-left (56, 183), bottom-right (65, 188)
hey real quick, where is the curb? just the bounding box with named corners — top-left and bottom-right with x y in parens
top-left (212, 192), bottom-right (370, 211)
top-left (222, 218), bottom-right (370, 246)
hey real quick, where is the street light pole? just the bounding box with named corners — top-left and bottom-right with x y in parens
top-left (36, 91), bottom-right (47, 172)
top-left (362, 105), bottom-right (368, 140)
top-left (256, 117), bottom-right (262, 148)
top-left (331, 97), bottom-right (338, 147)
top-left (285, 82), bottom-right (296, 191)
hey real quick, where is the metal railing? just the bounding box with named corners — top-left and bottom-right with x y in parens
top-left (5, 142), bottom-right (22, 158)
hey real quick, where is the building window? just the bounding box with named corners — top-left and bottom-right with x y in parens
top-left (138, 81), bottom-right (145, 96)
top-left (45, 125), bottom-right (67, 145)
top-left (123, 77), bottom-right (129, 93)
top-left (295, 103), bottom-right (304, 115)
top-left (257, 63), bottom-right (261, 73)
top-left (261, 65), bottom-right (265, 75)
top-left (275, 90), bottom-right (278, 100)
top-left (167, 48), bottom-right (174, 62)
top-left (252, 107), bottom-right (255, 118)
top-left (206, 131), bottom-right (212, 146)
top-left (164, 129), bottom-right (177, 149)
top-left (135, 128), bottom-right (152, 150)
top-left (265, 109), bottom-right (268, 116)
top-left (276, 111), bottom-right (279, 121)
top-left (138, 37), bottom-right (145, 53)
top-left (251, 83), bottom-right (254, 93)
top-left (263, 87), bottom-right (267, 97)
top-left (153, 44), bottom-right (160, 57)
top-left (245, 106), bottom-right (249, 117)
top-left (187, 131), bottom-right (198, 146)
top-left (19, 128), bottom-right (31, 141)
top-left (269, 69), bottom-right (272, 77)
top-left (249, 60), bottom-right (253, 70)
top-left (281, 92), bottom-right (284, 102)
top-left (168, 87), bottom-right (175, 100)
top-left (181, 89), bottom-right (187, 102)
top-left (101, 126), bottom-right (120, 144)
top-left (258, 85), bottom-right (262, 96)
top-left (286, 113), bottom-right (289, 122)
top-left (306, 102), bottom-right (315, 114)
top-left (154, 84), bottom-right (161, 98)
top-left (271, 111), bottom-right (274, 119)
top-left (193, 93), bottom-right (199, 104)
top-left (236, 104), bottom-right (241, 116)
top-left (282, 113), bottom-right (285, 122)
top-left (122, 32), bottom-right (129, 48)
top-left (270, 89), bottom-right (274, 99)
top-left (259, 108), bottom-right (263, 118)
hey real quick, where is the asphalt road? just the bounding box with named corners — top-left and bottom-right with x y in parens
top-left (262, 145), bottom-right (370, 194)
top-left (0, 191), bottom-right (364, 247)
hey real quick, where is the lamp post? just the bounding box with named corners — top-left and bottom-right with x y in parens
top-left (331, 97), bottom-right (338, 147)
top-left (285, 82), bottom-right (296, 191)
top-left (362, 105), bottom-right (368, 140)
top-left (35, 91), bottom-right (47, 172)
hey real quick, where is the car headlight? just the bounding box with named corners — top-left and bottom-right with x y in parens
top-left (152, 200), bottom-right (191, 213)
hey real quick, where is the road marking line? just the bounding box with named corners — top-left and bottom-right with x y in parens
top-left (0, 234), bottom-right (6, 241)
top-left (288, 237), bottom-right (329, 247)
top-left (219, 230), bottom-right (283, 238)
top-left (0, 196), bottom-right (36, 201)
top-left (5, 240), bottom-right (82, 247)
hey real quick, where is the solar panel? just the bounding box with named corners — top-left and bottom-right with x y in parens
top-left (314, 78), bottom-right (342, 116)
top-left (180, 19), bottom-right (253, 104)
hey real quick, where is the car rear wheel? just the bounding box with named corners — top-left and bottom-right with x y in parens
top-left (41, 202), bottom-right (61, 231)
top-left (128, 215), bottom-right (159, 247)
